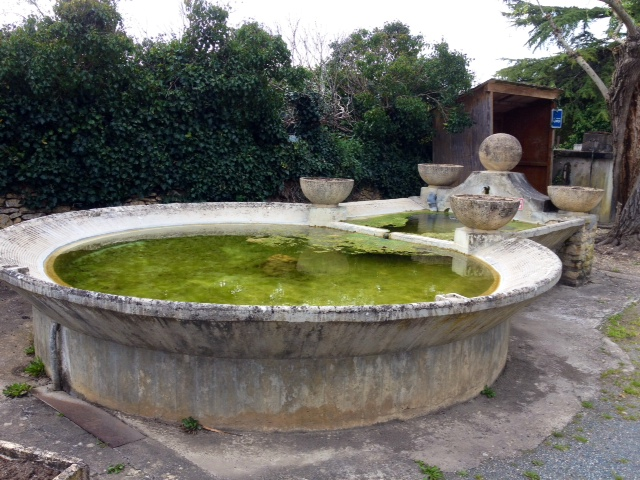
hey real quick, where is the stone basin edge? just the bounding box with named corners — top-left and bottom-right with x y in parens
top-left (0, 201), bottom-right (562, 323)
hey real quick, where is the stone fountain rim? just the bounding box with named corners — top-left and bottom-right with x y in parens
top-left (299, 176), bottom-right (355, 182)
top-left (547, 185), bottom-right (604, 192)
top-left (0, 202), bottom-right (561, 322)
top-left (451, 194), bottom-right (521, 202)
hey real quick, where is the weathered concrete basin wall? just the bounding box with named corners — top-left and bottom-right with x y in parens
top-left (0, 203), bottom-right (561, 431)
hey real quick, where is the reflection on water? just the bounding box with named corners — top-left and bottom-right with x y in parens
top-left (347, 211), bottom-right (539, 240)
top-left (49, 225), bottom-right (497, 306)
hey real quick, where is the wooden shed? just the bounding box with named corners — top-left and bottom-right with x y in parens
top-left (433, 79), bottom-right (562, 194)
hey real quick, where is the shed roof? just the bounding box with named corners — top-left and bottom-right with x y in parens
top-left (461, 79), bottom-right (562, 113)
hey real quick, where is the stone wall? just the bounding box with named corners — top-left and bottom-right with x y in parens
top-left (0, 193), bottom-right (164, 229)
top-left (557, 214), bottom-right (598, 287)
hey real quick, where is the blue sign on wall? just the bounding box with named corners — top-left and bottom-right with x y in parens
top-left (551, 109), bottom-right (563, 129)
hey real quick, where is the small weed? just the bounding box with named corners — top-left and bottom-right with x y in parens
top-left (97, 440), bottom-right (107, 448)
top-left (24, 344), bottom-right (35, 356)
top-left (2, 382), bottom-right (32, 398)
top-left (56, 412), bottom-right (64, 417)
top-left (523, 471), bottom-right (540, 480)
top-left (415, 460), bottom-right (444, 480)
top-left (107, 463), bottom-right (125, 474)
top-left (613, 474), bottom-right (623, 480)
top-left (581, 400), bottom-right (594, 409)
top-left (474, 475), bottom-right (485, 480)
top-left (601, 368), bottom-right (622, 379)
top-left (181, 416), bottom-right (202, 434)
top-left (616, 458), bottom-right (629, 464)
top-left (553, 443), bottom-right (571, 451)
top-left (552, 431), bottom-right (564, 438)
top-left (456, 471), bottom-right (469, 477)
top-left (24, 357), bottom-right (46, 377)
top-left (480, 386), bottom-right (496, 398)
top-left (531, 459), bottom-right (544, 466)
top-left (574, 435), bottom-right (589, 443)
top-left (603, 413), bottom-right (614, 419)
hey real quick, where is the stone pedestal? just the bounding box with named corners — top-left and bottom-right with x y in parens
top-left (453, 227), bottom-right (507, 255)
top-left (557, 214), bottom-right (598, 286)
top-left (307, 205), bottom-right (348, 226)
top-left (420, 186), bottom-right (453, 211)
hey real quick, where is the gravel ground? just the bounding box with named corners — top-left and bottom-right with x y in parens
top-left (443, 289), bottom-right (640, 480)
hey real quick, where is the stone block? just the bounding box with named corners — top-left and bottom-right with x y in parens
top-left (22, 213), bottom-right (44, 220)
top-left (52, 206), bottom-right (73, 214)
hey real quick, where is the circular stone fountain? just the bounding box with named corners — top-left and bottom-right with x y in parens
top-left (0, 202), bottom-right (561, 431)
top-left (547, 186), bottom-right (605, 213)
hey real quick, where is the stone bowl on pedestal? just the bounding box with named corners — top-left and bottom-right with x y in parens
top-left (479, 133), bottom-right (522, 172)
top-left (300, 177), bottom-right (354, 206)
top-left (547, 186), bottom-right (605, 213)
top-left (450, 194), bottom-right (520, 230)
top-left (418, 164), bottom-right (464, 186)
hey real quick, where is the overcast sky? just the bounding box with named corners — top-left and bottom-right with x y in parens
top-left (1, 0), bottom-right (605, 83)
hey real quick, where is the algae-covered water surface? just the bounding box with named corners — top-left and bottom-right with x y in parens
top-left (346, 210), bottom-right (539, 241)
top-left (49, 225), bottom-right (497, 306)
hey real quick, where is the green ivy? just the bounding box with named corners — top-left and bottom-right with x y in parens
top-left (0, 2), bottom-right (473, 207)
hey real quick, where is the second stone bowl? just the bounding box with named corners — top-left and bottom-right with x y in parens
top-left (418, 164), bottom-right (463, 186)
top-left (300, 177), bottom-right (354, 206)
top-left (450, 194), bottom-right (520, 230)
top-left (547, 186), bottom-right (604, 213)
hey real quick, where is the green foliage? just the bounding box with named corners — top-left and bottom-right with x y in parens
top-left (503, 2), bottom-right (611, 52)
top-left (500, 2), bottom-right (640, 147)
top-left (181, 416), bottom-right (202, 434)
top-left (497, 48), bottom-right (612, 147)
top-left (106, 463), bottom-right (125, 474)
top-left (2, 382), bottom-right (33, 398)
top-left (481, 385), bottom-right (496, 398)
top-left (24, 357), bottom-right (46, 377)
top-left (24, 344), bottom-right (35, 356)
top-left (415, 460), bottom-right (445, 480)
top-left (0, 3), bottom-right (473, 205)
top-left (322, 23), bottom-right (473, 198)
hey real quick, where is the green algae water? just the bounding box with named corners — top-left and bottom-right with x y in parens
top-left (347, 210), bottom-right (540, 241)
top-left (49, 225), bottom-right (497, 306)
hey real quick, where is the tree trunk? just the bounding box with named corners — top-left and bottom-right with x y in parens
top-left (603, 34), bottom-right (640, 247)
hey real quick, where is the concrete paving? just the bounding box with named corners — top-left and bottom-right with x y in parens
top-left (0, 266), bottom-right (638, 479)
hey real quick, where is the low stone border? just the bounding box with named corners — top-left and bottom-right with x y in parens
top-left (0, 193), bottom-right (164, 229)
top-left (0, 440), bottom-right (89, 479)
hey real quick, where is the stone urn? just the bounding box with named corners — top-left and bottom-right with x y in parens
top-left (478, 133), bottom-right (522, 172)
top-left (418, 164), bottom-right (463, 186)
top-left (300, 177), bottom-right (354, 206)
top-left (547, 186), bottom-right (605, 213)
top-left (450, 194), bottom-right (520, 230)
